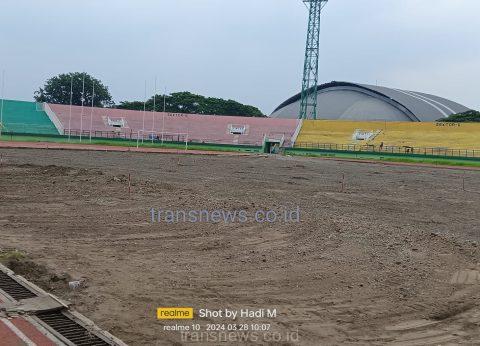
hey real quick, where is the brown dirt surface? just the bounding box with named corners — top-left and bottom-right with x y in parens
top-left (0, 140), bottom-right (251, 156)
top-left (0, 148), bottom-right (480, 346)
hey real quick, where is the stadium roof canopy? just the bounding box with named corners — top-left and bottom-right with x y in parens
top-left (271, 81), bottom-right (470, 122)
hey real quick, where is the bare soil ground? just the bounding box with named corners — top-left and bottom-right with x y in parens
top-left (0, 148), bottom-right (479, 346)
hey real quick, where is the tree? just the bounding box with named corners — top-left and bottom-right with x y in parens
top-left (437, 110), bottom-right (480, 123)
top-left (34, 72), bottom-right (114, 107)
top-left (117, 92), bottom-right (264, 117)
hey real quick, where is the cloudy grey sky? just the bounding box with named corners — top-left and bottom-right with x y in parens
top-left (0, 0), bottom-right (478, 114)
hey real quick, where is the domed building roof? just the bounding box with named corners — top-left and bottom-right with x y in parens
top-left (271, 81), bottom-right (470, 122)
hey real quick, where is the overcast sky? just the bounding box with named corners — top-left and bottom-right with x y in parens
top-left (0, 0), bottom-right (478, 114)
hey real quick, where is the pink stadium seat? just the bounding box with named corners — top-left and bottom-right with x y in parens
top-left (48, 104), bottom-right (299, 146)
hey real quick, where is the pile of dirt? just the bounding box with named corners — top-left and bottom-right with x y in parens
top-left (1, 248), bottom-right (72, 297)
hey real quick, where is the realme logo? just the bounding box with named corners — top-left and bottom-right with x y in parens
top-left (157, 308), bottom-right (194, 320)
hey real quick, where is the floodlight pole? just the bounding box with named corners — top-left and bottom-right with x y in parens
top-left (89, 82), bottom-right (95, 142)
top-left (152, 77), bottom-right (157, 136)
top-left (142, 80), bottom-right (146, 143)
top-left (0, 70), bottom-right (5, 138)
top-left (163, 87), bottom-right (166, 112)
top-left (68, 76), bottom-right (73, 140)
top-left (299, 0), bottom-right (328, 120)
top-left (80, 73), bottom-right (85, 142)
top-left (161, 86), bottom-right (166, 144)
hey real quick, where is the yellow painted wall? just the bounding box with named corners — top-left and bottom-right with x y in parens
top-left (296, 120), bottom-right (480, 150)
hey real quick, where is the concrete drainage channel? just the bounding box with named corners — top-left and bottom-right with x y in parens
top-left (0, 264), bottom-right (127, 346)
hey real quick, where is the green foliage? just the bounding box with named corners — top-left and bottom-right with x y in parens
top-left (117, 91), bottom-right (264, 117)
top-left (35, 74), bottom-right (263, 116)
top-left (34, 72), bottom-right (114, 107)
top-left (0, 249), bottom-right (25, 264)
top-left (438, 110), bottom-right (480, 122)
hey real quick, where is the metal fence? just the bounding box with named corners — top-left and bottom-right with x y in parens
top-left (64, 129), bottom-right (188, 142)
top-left (63, 129), bottom-right (263, 147)
top-left (295, 142), bottom-right (480, 158)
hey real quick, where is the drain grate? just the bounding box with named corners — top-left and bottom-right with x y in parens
top-left (37, 311), bottom-right (110, 346)
top-left (0, 271), bottom-right (37, 300)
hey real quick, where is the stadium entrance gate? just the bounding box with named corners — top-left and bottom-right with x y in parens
top-left (263, 135), bottom-right (285, 154)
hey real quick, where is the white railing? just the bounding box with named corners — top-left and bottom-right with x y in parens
top-left (43, 103), bottom-right (64, 134)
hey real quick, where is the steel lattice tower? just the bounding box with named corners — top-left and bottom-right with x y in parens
top-left (299, 0), bottom-right (328, 120)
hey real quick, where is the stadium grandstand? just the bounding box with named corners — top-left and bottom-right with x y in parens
top-left (47, 103), bottom-right (300, 147)
top-left (1, 98), bottom-right (479, 158)
top-left (0, 100), bottom-right (59, 135)
top-left (271, 81), bottom-right (471, 122)
top-left (296, 120), bottom-right (480, 152)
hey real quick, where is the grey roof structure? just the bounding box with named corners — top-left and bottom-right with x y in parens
top-left (271, 81), bottom-right (470, 122)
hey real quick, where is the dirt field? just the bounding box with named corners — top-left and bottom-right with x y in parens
top-left (1, 148), bottom-right (480, 346)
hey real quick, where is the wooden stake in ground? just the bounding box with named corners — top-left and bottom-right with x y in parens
top-left (128, 173), bottom-right (132, 196)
